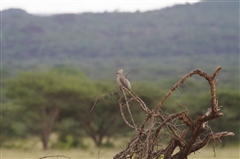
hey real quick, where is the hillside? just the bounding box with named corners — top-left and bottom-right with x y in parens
top-left (1, 1), bottom-right (239, 88)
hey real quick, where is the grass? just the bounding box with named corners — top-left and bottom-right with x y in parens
top-left (1, 148), bottom-right (119, 159)
top-left (1, 137), bottom-right (125, 159)
top-left (187, 146), bottom-right (239, 159)
top-left (1, 146), bottom-right (239, 159)
top-left (1, 137), bottom-right (239, 159)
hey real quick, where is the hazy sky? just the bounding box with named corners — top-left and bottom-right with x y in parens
top-left (1, 0), bottom-right (200, 14)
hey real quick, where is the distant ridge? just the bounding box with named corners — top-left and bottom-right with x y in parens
top-left (1, 2), bottom-right (239, 84)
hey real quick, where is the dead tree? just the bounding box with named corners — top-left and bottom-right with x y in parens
top-left (114, 66), bottom-right (234, 159)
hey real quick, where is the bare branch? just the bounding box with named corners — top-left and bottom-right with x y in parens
top-left (114, 67), bottom-right (234, 159)
top-left (120, 86), bottom-right (138, 131)
top-left (91, 91), bottom-right (118, 111)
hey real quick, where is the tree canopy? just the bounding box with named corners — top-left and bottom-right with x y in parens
top-left (4, 70), bottom-right (98, 149)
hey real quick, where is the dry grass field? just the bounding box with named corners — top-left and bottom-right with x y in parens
top-left (1, 146), bottom-right (239, 159)
top-left (1, 137), bottom-right (239, 159)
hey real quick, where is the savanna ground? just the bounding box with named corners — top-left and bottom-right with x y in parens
top-left (1, 137), bottom-right (239, 159)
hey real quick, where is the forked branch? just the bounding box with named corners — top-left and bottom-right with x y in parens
top-left (114, 66), bottom-right (234, 159)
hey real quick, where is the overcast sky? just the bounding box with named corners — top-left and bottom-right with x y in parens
top-left (1, 0), bottom-right (200, 14)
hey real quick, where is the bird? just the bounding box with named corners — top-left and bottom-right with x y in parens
top-left (116, 69), bottom-right (131, 90)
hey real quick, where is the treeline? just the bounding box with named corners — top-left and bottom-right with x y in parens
top-left (1, 68), bottom-right (239, 149)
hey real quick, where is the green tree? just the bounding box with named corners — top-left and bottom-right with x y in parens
top-left (212, 90), bottom-right (240, 144)
top-left (70, 81), bottom-right (125, 147)
top-left (1, 103), bottom-right (29, 145)
top-left (4, 70), bottom-right (97, 150)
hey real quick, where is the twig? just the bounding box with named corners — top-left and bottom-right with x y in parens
top-left (90, 91), bottom-right (118, 112)
top-left (38, 155), bottom-right (71, 159)
top-left (120, 86), bottom-right (138, 131)
top-left (96, 150), bottom-right (100, 159)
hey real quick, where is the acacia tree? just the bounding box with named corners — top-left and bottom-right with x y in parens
top-left (114, 66), bottom-right (235, 159)
top-left (4, 71), bottom-right (96, 150)
top-left (69, 81), bottom-right (125, 147)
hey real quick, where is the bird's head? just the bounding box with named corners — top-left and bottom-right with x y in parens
top-left (116, 69), bottom-right (123, 75)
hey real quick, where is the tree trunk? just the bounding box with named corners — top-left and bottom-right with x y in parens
top-left (40, 106), bottom-right (60, 150)
top-left (96, 136), bottom-right (103, 147)
top-left (41, 130), bottom-right (50, 150)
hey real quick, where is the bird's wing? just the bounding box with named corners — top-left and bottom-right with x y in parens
top-left (119, 76), bottom-right (128, 88)
top-left (125, 79), bottom-right (131, 89)
top-left (119, 76), bottom-right (126, 87)
top-left (120, 76), bottom-right (131, 89)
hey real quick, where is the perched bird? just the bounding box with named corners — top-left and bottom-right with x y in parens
top-left (116, 69), bottom-right (131, 90)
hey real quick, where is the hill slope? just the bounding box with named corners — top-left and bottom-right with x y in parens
top-left (1, 2), bottom-right (239, 87)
